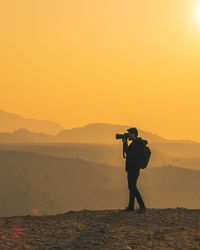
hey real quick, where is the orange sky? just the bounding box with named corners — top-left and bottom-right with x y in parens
top-left (0, 0), bottom-right (200, 141)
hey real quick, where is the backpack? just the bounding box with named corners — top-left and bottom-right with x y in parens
top-left (140, 144), bottom-right (151, 169)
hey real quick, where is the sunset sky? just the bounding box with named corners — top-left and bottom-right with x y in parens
top-left (0, 0), bottom-right (200, 141)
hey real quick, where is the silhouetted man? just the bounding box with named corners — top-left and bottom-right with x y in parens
top-left (123, 127), bottom-right (147, 212)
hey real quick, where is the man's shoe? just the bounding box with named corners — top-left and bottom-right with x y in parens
top-left (124, 206), bottom-right (134, 212)
top-left (136, 206), bottom-right (147, 214)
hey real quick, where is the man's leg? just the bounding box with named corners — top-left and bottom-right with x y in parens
top-left (127, 173), bottom-right (134, 209)
top-left (135, 186), bottom-right (145, 208)
top-left (128, 188), bottom-right (134, 208)
top-left (126, 171), bottom-right (146, 210)
top-left (126, 171), bottom-right (139, 210)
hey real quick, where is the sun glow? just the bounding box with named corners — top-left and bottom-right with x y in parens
top-left (195, 3), bottom-right (200, 23)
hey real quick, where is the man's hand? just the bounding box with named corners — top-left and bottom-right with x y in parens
top-left (122, 138), bottom-right (127, 143)
top-left (123, 138), bottom-right (128, 159)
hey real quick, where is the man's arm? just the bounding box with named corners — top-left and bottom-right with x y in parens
top-left (123, 139), bottom-right (128, 158)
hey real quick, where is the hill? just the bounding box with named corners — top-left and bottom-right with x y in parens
top-left (0, 209), bottom-right (199, 249)
top-left (0, 151), bottom-right (200, 217)
top-left (0, 109), bottom-right (63, 134)
top-left (1, 142), bottom-right (200, 170)
top-left (0, 129), bottom-right (54, 143)
top-left (56, 123), bottom-right (170, 144)
top-left (0, 121), bottom-right (199, 145)
top-left (0, 123), bottom-right (167, 144)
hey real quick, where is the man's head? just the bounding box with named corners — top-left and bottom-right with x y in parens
top-left (127, 127), bottom-right (138, 140)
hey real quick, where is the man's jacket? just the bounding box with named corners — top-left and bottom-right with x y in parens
top-left (123, 137), bottom-right (148, 172)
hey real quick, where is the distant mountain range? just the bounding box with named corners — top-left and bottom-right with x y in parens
top-left (0, 128), bottom-right (54, 143)
top-left (0, 109), bottom-right (63, 134)
top-left (0, 109), bottom-right (199, 144)
top-left (0, 123), bottom-right (168, 143)
top-left (56, 123), bottom-right (198, 144)
top-left (56, 123), bottom-right (169, 143)
top-left (0, 150), bottom-right (199, 216)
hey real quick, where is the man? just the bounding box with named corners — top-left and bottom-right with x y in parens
top-left (123, 127), bottom-right (147, 212)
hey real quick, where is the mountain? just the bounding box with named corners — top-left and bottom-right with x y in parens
top-left (0, 124), bottom-right (168, 144)
top-left (0, 109), bottom-right (63, 134)
top-left (55, 123), bottom-right (169, 144)
top-left (0, 129), bottom-right (54, 143)
top-left (0, 117), bottom-right (199, 144)
top-left (56, 123), bottom-right (199, 144)
top-left (0, 150), bottom-right (199, 217)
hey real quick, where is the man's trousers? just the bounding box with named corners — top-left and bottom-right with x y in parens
top-left (127, 170), bottom-right (145, 208)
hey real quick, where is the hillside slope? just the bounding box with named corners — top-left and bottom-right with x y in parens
top-left (0, 209), bottom-right (199, 249)
top-left (1, 142), bottom-right (200, 169)
top-left (0, 151), bottom-right (200, 216)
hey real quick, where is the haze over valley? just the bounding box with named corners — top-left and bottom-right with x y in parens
top-left (0, 110), bottom-right (199, 216)
top-left (0, 110), bottom-right (200, 171)
top-left (0, 150), bottom-right (200, 217)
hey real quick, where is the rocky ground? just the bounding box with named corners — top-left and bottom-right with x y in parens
top-left (0, 208), bottom-right (200, 249)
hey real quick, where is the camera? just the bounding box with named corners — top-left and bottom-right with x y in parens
top-left (116, 133), bottom-right (131, 140)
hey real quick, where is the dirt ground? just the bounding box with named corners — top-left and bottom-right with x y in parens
top-left (0, 208), bottom-right (199, 249)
